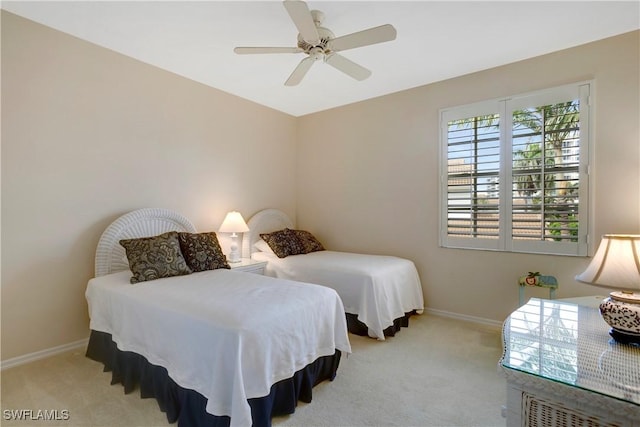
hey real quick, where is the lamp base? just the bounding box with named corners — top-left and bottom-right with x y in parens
top-left (608, 329), bottom-right (640, 346)
top-left (227, 248), bottom-right (242, 263)
top-left (600, 292), bottom-right (640, 345)
top-left (227, 233), bottom-right (241, 263)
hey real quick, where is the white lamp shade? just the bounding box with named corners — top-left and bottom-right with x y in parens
top-left (575, 234), bottom-right (640, 290)
top-left (218, 211), bottom-right (249, 233)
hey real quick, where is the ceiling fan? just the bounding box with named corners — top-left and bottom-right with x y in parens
top-left (234, 0), bottom-right (397, 86)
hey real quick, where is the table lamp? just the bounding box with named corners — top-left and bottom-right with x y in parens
top-left (575, 234), bottom-right (640, 344)
top-left (218, 211), bottom-right (249, 263)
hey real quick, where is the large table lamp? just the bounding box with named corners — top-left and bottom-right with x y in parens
top-left (576, 234), bottom-right (640, 344)
top-left (218, 211), bottom-right (249, 263)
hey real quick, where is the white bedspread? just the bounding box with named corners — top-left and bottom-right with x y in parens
top-left (252, 251), bottom-right (424, 340)
top-left (86, 269), bottom-right (351, 427)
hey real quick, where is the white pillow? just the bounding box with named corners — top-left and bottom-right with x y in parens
top-left (254, 239), bottom-right (275, 254)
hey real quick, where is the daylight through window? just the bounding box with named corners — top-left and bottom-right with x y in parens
top-left (440, 83), bottom-right (591, 256)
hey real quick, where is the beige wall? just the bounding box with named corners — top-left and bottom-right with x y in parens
top-left (296, 31), bottom-right (640, 323)
top-left (1, 12), bottom-right (297, 360)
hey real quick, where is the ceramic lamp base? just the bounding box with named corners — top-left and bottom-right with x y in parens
top-left (599, 292), bottom-right (640, 345)
top-left (227, 233), bottom-right (241, 263)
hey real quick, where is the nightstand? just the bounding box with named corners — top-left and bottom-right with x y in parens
top-left (228, 258), bottom-right (267, 275)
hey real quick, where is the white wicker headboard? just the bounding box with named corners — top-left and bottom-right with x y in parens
top-left (94, 208), bottom-right (196, 277)
top-left (243, 209), bottom-right (294, 257)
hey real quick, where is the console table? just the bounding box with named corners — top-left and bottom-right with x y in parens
top-left (500, 298), bottom-right (640, 426)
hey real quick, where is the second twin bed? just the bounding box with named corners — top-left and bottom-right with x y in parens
top-left (244, 208), bottom-right (425, 340)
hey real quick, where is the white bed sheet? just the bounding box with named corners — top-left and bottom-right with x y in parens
top-left (86, 269), bottom-right (351, 427)
top-left (252, 250), bottom-right (424, 340)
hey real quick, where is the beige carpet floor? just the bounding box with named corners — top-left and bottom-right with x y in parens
top-left (1, 314), bottom-right (507, 426)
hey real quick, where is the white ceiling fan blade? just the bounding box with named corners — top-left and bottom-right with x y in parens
top-left (329, 24), bottom-right (397, 52)
top-left (234, 47), bottom-right (303, 55)
top-left (283, 0), bottom-right (320, 45)
top-left (325, 53), bottom-right (371, 81)
top-left (285, 56), bottom-right (315, 86)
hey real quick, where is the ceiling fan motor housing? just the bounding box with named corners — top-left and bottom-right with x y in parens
top-left (297, 26), bottom-right (335, 55)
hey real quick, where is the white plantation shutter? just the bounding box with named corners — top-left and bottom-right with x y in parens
top-left (446, 115), bottom-right (501, 239)
top-left (441, 100), bottom-right (504, 251)
top-left (440, 83), bottom-right (591, 256)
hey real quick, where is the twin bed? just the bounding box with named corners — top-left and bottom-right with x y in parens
top-left (86, 207), bottom-right (424, 426)
top-left (85, 208), bottom-right (351, 427)
top-left (244, 209), bottom-right (424, 340)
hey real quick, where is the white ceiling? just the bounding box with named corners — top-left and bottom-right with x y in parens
top-left (3, 1), bottom-right (639, 117)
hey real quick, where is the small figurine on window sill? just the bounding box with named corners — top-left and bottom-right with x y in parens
top-left (523, 271), bottom-right (540, 286)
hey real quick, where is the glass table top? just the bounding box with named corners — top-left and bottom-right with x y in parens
top-left (500, 298), bottom-right (640, 405)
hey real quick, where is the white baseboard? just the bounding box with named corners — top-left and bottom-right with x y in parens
top-left (424, 307), bottom-right (503, 330)
top-left (1, 338), bottom-right (89, 371)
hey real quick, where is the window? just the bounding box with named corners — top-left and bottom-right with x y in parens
top-left (440, 82), bottom-right (591, 256)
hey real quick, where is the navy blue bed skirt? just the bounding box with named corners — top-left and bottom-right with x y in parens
top-left (85, 330), bottom-right (341, 427)
top-left (345, 310), bottom-right (417, 338)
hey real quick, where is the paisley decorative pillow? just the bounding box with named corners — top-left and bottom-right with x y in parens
top-left (120, 231), bottom-right (192, 284)
top-left (178, 232), bottom-right (230, 272)
top-left (260, 228), bottom-right (306, 258)
top-left (294, 229), bottom-right (325, 253)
